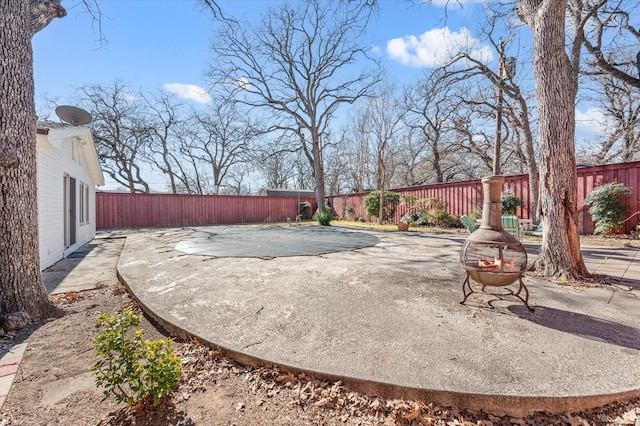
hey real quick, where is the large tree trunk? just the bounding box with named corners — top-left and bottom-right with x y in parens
top-left (0, 0), bottom-right (65, 328)
top-left (518, 0), bottom-right (589, 279)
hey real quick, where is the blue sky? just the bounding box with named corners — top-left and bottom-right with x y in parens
top-left (33, 0), bottom-right (604, 134)
top-left (33, 0), bottom-right (496, 111)
top-left (32, 0), bottom-right (606, 190)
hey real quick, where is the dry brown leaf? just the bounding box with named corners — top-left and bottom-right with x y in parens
top-left (403, 409), bottom-right (421, 420)
top-left (315, 397), bottom-right (334, 408)
top-left (275, 373), bottom-right (295, 383)
top-left (622, 409), bottom-right (637, 422)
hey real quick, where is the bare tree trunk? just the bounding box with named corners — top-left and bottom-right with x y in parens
top-left (432, 139), bottom-right (444, 183)
top-left (0, 0), bottom-right (64, 328)
top-left (210, 0), bottom-right (380, 212)
top-left (517, 100), bottom-right (540, 224)
top-left (518, 0), bottom-right (589, 279)
top-left (311, 127), bottom-right (326, 211)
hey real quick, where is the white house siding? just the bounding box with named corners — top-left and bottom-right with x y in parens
top-left (37, 125), bottom-right (103, 270)
top-left (37, 144), bottom-right (64, 270)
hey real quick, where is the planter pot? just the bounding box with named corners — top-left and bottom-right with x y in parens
top-left (397, 222), bottom-right (410, 231)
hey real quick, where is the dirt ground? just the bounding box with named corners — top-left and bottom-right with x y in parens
top-left (1, 234), bottom-right (639, 425)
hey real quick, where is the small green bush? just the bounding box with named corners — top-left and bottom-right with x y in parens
top-left (315, 206), bottom-right (333, 226)
top-left (468, 205), bottom-right (483, 222)
top-left (92, 308), bottom-right (182, 407)
top-left (584, 182), bottom-right (632, 235)
top-left (400, 194), bottom-right (417, 208)
top-left (400, 213), bottom-right (414, 224)
top-left (363, 191), bottom-right (400, 223)
top-left (414, 197), bottom-right (457, 227)
top-left (414, 215), bottom-right (428, 226)
top-left (501, 189), bottom-right (525, 214)
top-left (344, 205), bottom-right (355, 218)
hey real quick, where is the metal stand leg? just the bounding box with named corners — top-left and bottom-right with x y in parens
top-left (513, 277), bottom-right (533, 311)
top-left (460, 273), bottom-right (474, 305)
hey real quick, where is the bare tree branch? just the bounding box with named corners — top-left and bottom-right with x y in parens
top-left (209, 0), bottom-right (381, 209)
top-left (30, 0), bottom-right (66, 34)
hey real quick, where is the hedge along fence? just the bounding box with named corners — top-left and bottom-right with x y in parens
top-left (96, 192), bottom-right (317, 230)
top-left (327, 161), bottom-right (640, 235)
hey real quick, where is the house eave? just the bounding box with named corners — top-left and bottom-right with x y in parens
top-left (37, 123), bottom-right (105, 186)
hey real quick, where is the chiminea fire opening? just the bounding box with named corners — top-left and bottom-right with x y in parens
top-left (459, 176), bottom-right (532, 311)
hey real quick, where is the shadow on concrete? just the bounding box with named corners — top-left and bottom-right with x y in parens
top-left (43, 237), bottom-right (124, 295)
top-left (590, 274), bottom-right (640, 291)
top-left (508, 304), bottom-right (640, 351)
top-left (408, 232), bottom-right (467, 246)
top-left (580, 247), bottom-right (639, 262)
top-left (620, 278), bottom-right (640, 290)
top-left (0, 330), bottom-right (29, 360)
top-left (65, 243), bottom-right (99, 258)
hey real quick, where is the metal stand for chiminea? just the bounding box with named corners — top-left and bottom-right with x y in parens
top-left (460, 272), bottom-right (532, 311)
top-left (459, 175), bottom-right (533, 311)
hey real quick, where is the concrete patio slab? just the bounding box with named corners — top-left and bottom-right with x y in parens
top-left (117, 225), bottom-right (640, 416)
top-left (44, 237), bottom-right (125, 295)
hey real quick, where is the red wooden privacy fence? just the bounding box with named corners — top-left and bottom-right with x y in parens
top-left (327, 161), bottom-right (640, 235)
top-left (96, 193), bottom-right (317, 229)
top-left (96, 161), bottom-right (640, 234)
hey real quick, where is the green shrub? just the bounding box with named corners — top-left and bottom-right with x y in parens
top-left (315, 206), bottom-right (333, 226)
top-left (344, 205), bottom-right (355, 218)
top-left (414, 197), bottom-right (457, 227)
top-left (468, 205), bottom-right (483, 222)
top-left (92, 308), bottom-right (182, 407)
top-left (400, 213), bottom-right (414, 224)
top-left (584, 182), bottom-right (632, 235)
top-left (363, 191), bottom-right (400, 223)
top-left (414, 215), bottom-right (428, 226)
top-left (400, 194), bottom-right (417, 208)
top-left (501, 189), bottom-right (525, 214)
top-left (443, 214), bottom-right (464, 228)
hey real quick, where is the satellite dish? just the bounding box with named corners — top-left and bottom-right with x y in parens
top-left (55, 105), bottom-right (92, 126)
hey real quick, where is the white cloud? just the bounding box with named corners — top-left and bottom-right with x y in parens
top-left (232, 77), bottom-right (253, 91)
top-left (118, 92), bottom-right (139, 102)
top-left (575, 107), bottom-right (614, 140)
top-left (386, 27), bottom-right (493, 68)
top-left (163, 83), bottom-right (211, 104)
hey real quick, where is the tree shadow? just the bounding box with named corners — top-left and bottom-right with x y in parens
top-left (43, 237), bottom-right (124, 294)
top-left (591, 274), bottom-right (640, 291)
top-left (508, 304), bottom-right (640, 351)
top-left (0, 322), bottom-right (34, 359)
top-left (580, 246), bottom-right (639, 263)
